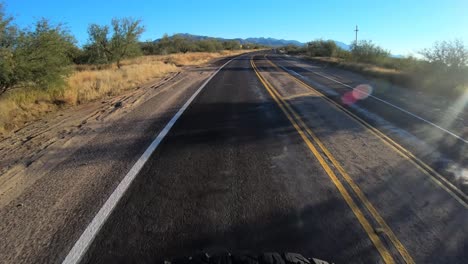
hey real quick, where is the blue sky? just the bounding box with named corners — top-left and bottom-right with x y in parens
top-left (3, 0), bottom-right (467, 55)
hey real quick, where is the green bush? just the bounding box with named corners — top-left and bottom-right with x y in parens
top-left (420, 39), bottom-right (468, 69)
top-left (195, 39), bottom-right (222, 52)
top-left (0, 4), bottom-right (77, 95)
top-left (140, 34), bottom-right (262, 56)
top-left (335, 48), bottom-right (351, 60)
top-left (350, 40), bottom-right (390, 64)
top-left (413, 40), bottom-right (468, 95)
top-left (15, 19), bottom-right (76, 90)
top-left (306, 39), bottom-right (340, 57)
top-left (282, 44), bottom-right (305, 55)
top-left (0, 4), bottom-right (17, 94)
top-left (222, 40), bottom-right (241, 50)
top-left (286, 37), bottom-right (467, 97)
top-left (81, 18), bottom-right (144, 68)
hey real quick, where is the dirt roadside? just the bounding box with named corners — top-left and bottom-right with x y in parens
top-left (0, 55), bottom-right (237, 263)
top-left (0, 71), bottom-right (186, 208)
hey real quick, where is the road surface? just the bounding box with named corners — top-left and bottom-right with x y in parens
top-left (1, 52), bottom-right (467, 264)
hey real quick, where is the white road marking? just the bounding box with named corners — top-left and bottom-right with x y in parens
top-left (278, 58), bottom-right (468, 144)
top-left (62, 57), bottom-right (236, 264)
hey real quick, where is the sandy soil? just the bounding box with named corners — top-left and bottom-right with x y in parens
top-left (0, 68), bottom-right (191, 208)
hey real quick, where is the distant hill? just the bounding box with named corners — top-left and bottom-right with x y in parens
top-left (153, 34), bottom-right (407, 58)
top-left (243, 37), bottom-right (304, 47)
top-left (154, 33), bottom-right (352, 50)
top-left (155, 33), bottom-right (305, 47)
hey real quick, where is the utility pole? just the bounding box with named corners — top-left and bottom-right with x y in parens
top-left (354, 25), bottom-right (359, 45)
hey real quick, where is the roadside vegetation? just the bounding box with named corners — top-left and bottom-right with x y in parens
top-left (0, 4), bottom-right (261, 134)
top-left (282, 39), bottom-right (468, 97)
top-left (140, 34), bottom-right (264, 55)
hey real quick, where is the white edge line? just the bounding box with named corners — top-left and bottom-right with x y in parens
top-left (62, 56), bottom-right (237, 264)
top-left (277, 57), bottom-right (468, 144)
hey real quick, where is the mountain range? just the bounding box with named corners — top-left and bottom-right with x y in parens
top-left (157, 33), bottom-right (351, 50)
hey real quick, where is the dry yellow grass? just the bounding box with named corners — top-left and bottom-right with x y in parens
top-left (65, 61), bottom-right (177, 104)
top-left (158, 50), bottom-right (247, 66)
top-left (0, 88), bottom-right (59, 134)
top-left (0, 50), bottom-right (252, 135)
top-left (66, 50), bottom-right (249, 104)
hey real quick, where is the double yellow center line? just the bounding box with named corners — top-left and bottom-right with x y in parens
top-left (251, 56), bottom-right (414, 264)
top-left (266, 55), bottom-right (468, 208)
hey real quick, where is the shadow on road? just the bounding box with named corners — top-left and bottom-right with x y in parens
top-left (1, 54), bottom-right (466, 264)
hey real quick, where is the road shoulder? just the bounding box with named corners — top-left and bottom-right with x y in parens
top-left (0, 60), bottom-right (224, 263)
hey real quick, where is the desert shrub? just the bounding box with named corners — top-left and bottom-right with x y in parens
top-left (140, 34), bottom-right (262, 55)
top-left (413, 40), bottom-right (468, 95)
top-left (0, 6), bottom-right (77, 95)
top-left (420, 39), bottom-right (468, 69)
top-left (81, 18), bottom-right (144, 68)
top-left (282, 44), bottom-right (305, 54)
top-left (307, 39), bottom-right (340, 57)
top-left (350, 40), bottom-right (390, 64)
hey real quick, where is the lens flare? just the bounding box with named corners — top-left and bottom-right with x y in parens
top-left (341, 84), bottom-right (373, 105)
top-left (342, 92), bottom-right (357, 105)
top-left (353, 84), bottom-right (373, 100)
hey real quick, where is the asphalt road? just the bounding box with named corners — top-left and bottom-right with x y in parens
top-left (77, 53), bottom-right (466, 263)
top-left (269, 55), bottom-right (467, 185)
top-left (1, 52), bottom-right (467, 264)
top-left (0, 61), bottom-right (223, 263)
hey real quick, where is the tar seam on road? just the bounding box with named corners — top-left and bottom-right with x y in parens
top-left (268, 55), bottom-right (468, 208)
top-left (251, 56), bottom-right (399, 264)
top-left (61, 56), bottom-right (239, 264)
top-left (278, 57), bottom-right (468, 144)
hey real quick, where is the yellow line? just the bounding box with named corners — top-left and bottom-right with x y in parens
top-left (265, 55), bottom-right (468, 209)
top-left (257, 57), bottom-right (415, 263)
top-left (281, 91), bottom-right (318, 100)
top-left (262, 56), bottom-right (415, 263)
top-left (251, 57), bottom-right (396, 264)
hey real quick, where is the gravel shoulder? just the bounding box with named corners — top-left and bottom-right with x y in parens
top-left (0, 59), bottom-right (228, 263)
